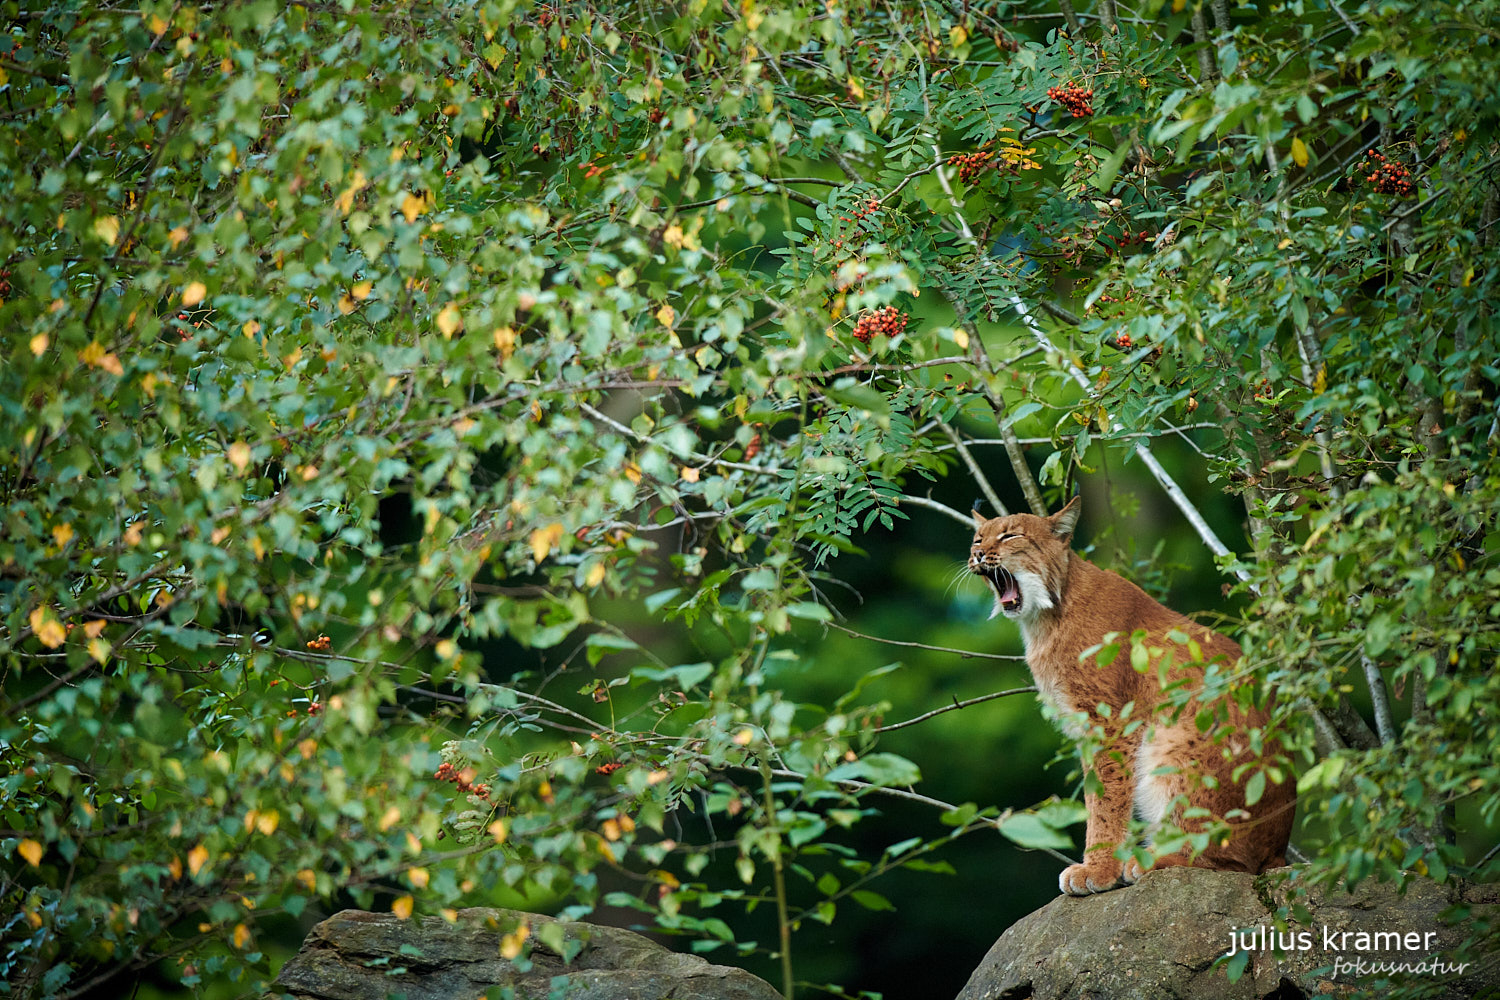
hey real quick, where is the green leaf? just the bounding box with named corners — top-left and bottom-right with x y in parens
top-left (1090, 139), bottom-right (1132, 193)
top-left (999, 813), bottom-right (1074, 851)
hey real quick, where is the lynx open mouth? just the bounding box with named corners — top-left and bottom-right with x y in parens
top-left (982, 566), bottom-right (1023, 614)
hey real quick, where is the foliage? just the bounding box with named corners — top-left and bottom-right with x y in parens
top-left (2, 1), bottom-right (1497, 998)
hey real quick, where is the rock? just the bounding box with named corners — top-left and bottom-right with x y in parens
top-left (270, 907), bottom-right (782, 1000)
top-left (956, 867), bottom-right (1498, 1000)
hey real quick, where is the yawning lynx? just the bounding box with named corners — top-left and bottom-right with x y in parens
top-left (969, 496), bottom-right (1294, 895)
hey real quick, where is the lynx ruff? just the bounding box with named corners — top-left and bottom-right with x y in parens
top-left (969, 497), bottom-right (1294, 896)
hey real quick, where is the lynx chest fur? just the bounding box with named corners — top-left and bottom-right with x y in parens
top-left (968, 497), bottom-right (1294, 896)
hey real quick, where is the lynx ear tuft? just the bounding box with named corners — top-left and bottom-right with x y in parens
top-left (1050, 495), bottom-right (1081, 538)
top-left (971, 506), bottom-right (987, 528)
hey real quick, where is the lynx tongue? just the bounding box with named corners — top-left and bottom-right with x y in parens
top-left (988, 568), bottom-right (1021, 610)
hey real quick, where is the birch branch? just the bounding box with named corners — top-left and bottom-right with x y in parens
top-left (1004, 294), bottom-right (1251, 581)
top-left (941, 422), bottom-right (1008, 516)
top-left (927, 141), bottom-right (1048, 515)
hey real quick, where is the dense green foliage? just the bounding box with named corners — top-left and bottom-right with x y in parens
top-left (2, 0), bottom-right (1497, 997)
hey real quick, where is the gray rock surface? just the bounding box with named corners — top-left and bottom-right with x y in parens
top-left (957, 867), bottom-right (1498, 1000)
top-left (270, 907), bottom-right (782, 1000)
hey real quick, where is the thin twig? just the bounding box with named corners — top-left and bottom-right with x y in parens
top-left (876, 686), bottom-right (1038, 733)
top-left (825, 621), bottom-right (1027, 661)
top-left (895, 493), bottom-right (973, 526)
top-left (941, 422), bottom-right (1007, 516)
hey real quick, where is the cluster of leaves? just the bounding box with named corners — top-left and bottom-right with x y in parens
top-left (2, 0), bottom-right (1497, 998)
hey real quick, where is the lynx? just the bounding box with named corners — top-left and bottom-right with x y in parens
top-left (969, 496), bottom-right (1294, 895)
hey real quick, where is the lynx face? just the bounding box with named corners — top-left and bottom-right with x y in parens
top-left (967, 504), bottom-right (1077, 623)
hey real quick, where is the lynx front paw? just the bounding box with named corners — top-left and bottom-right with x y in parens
top-left (1059, 859), bottom-right (1126, 895)
top-left (1122, 855), bottom-right (1146, 884)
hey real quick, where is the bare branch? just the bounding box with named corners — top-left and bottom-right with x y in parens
top-left (1005, 295), bottom-right (1251, 580)
top-left (896, 493), bottom-right (975, 527)
top-left (825, 621), bottom-right (1027, 662)
top-left (1191, 5), bottom-right (1218, 82)
top-left (876, 686), bottom-right (1039, 733)
top-left (1361, 655), bottom-right (1396, 745)
top-left (941, 422), bottom-right (1008, 516)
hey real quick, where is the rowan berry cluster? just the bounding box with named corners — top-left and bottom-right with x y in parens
top-left (829, 198), bottom-right (882, 250)
top-left (841, 197), bottom-right (881, 223)
top-left (595, 762), bottom-right (623, 775)
top-left (305, 634), bottom-right (332, 652)
top-left (1361, 150), bottom-right (1414, 197)
top-left (852, 306), bottom-right (909, 344)
top-left (949, 150), bottom-right (994, 184)
top-left (0, 268), bottom-right (11, 300)
top-left (434, 761), bottom-right (491, 800)
top-left (1109, 229), bottom-right (1154, 249)
top-left (1114, 332), bottom-right (1133, 349)
top-left (1047, 83), bottom-right (1094, 118)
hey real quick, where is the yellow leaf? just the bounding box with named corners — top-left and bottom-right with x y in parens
top-left (407, 866), bottom-right (430, 889)
top-left (1313, 364), bottom-right (1327, 394)
top-left (441, 908), bottom-right (459, 923)
top-left (296, 868), bottom-right (317, 891)
top-left (232, 923), bottom-right (252, 949)
top-left (255, 810), bottom-right (279, 836)
top-left (29, 607), bottom-right (66, 649)
top-left (584, 562), bottom-right (606, 588)
top-left (500, 923), bottom-right (529, 959)
top-left (88, 637), bottom-right (111, 664)
top-left (338, 294), bottom-right (357, 315)
top-left (401, 192), bottom-right (425, 224)
top-left (392, 895), bottom-right (414, 919)
top-left (30, 334), bottom-right (49, 356)
top-left (601, 818), bottom-right (621, 841)
top-left (52, 523), bottom-right (74, 547)
top-left (436, 304), bottom-right (461, 338)
top-left (82, 619), bottom-right (107, 639)
top-left (680, 466), bottom-right (700, 483)
top-left (168, 856), bottom-right (183, 880)
top-left (168, 225), bottom-right (190, 248)
top-left (242, 319), bottom-right (261, 338)
top-left (1291, 137), bottom-right (1309, 168)
top-left (352, 281), bottom-right (373, 300)
top-left (182, 281), bottom-right (207, 307)
top-left (953, 329), bottom-right (970, 350)
top-left (529, 522), bottom-right (564, 562)
top-left (18, 839), bottom-right (43, 867)
top-left (949, 24), bottom-right (968, 46)
top-left (493, 326), bottom-right (516, 358)
top-left (846, 76), bottom-right (865, 101)
top-left (93, 215), bottom-right (120, 246)
top-left (379, 805), bottom-right (401, 832)
top-left (435, 638), bottom-right (459, 661)
top-left (187, 843), bottom-right (210, 877)
top-left (227, 441), bottom-right (251, 472)
top-left (656, 303), bottom-right (675, 327)
top-left (488, 819), bottom-right (508, 843)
